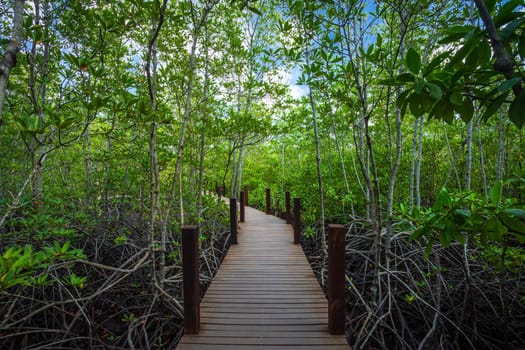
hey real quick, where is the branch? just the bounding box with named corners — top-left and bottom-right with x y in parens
top-left (473, 0), bottom-right (522, 96)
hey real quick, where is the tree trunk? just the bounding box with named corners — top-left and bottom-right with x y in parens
top-left (415, 117), bottom-right (424, 208)
top-left (83, 126), bottom-right (94, 212)
top-left (465, 119), bottom-right (473, 191)
top-left (497, 110), bottom-right (505, 181)
top-left (197, 23), bottom-right (210, 220)
top-left (0, 0), bottom-right (25, 127)
top-left (443, 121), bottom-right (462, 190)
top-left (310, 85), bottom-right (326, 250)
top-left (328, 99), bottom-right (354, 215)
top-left (409, 117), bottom-right (419, 210)
top-left (145, 0), bottom-right (167, 289)
top-left (477, 121), bottom-right (488, 196)
top-left (27, 0), bottom-right (51, 209)
top-left (305, 48), bottom-right (326, 251)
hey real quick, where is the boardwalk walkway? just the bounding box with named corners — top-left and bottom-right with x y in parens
top-left (177, 205), bottom-right (349, 349)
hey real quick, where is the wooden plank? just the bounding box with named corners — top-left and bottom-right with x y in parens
top-left (201, 306), bottom-right (327, 314)
top-left (201, 318), bottom-right (327, 325)
top-left (180, 329), bottom-right (337, 338)
top-left (199, 324), bottom-right (329, 332)
top-left (180, 336), bottom-right (348, 345)
top-left (178, 345), bottom-right (350, 350)
top-left (202, 312), bottom-right (327, 319)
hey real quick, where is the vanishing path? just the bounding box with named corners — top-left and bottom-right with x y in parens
top-left (177, 205), bottom-right (349, 349)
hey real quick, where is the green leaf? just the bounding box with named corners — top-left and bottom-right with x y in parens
top-left (489, 180), bottom-right (502, 205)
top-left (61, 241), bottom-right (71, 254)
top-left (410, 227), bottom-right (426, 241)
top-left (499, 213), bottom-right (525, 234)
top-left (408, 93), bottom-right (424, 117)
top-left (485, 0), bottom-right (497, 13)
top-left (438, 221), bottom-right (455, 247)
top-left (447, 39), bottom-right (476, 68)
top-left (512, 232), bottom-right (525, 244)
top-left (486, 217), bottom-right (507, 242)
top-left (478, 39), bottom-right (492, 64)
top-left (452, 229), bottom-right (466, 245)
top-left (397, 73), bottom-right (415, 83)
top-left (455, 99), bottom-right (474, 123)
top-left (37, 273), bottom-right (48, 285)
top-left (439, 26), bottom-right (474, 44)
top-left (396, 89), bottom-right (411, 110)
top-left (427, 83), bottom-right (443, 100)
top-left (509, 88), bottom-right (525, 128)
top-left (438, 188), bottom-right (452, 207)
top-left (414, 80), bottom-right (425, 94)
top-left (406, 48), bottom-right (421, 75)
top-left (429, 99), bottom-right (454, 123)
top-left (482, 91), bottom-right (509, 122)
top-left (449, 92), bottom-right (463, 106)
top-left (519, 34), bottom-right (525, 59)
top-left (423, 52), bottom-right (449, 76)
top-left (498, 77), bottom-right (522, 93)
top-left (494, 0), bottom-right (523, 26)
top-left (503, 208), bottom-right (525, 218)
top-left (379, 78), bottom-right (399, 86)
top-left (424, 239), bottom-right (435, 259)
top-left (466, 47), bottom-right (479, 68)
top-left (500, 18), bottom-right (525, 41)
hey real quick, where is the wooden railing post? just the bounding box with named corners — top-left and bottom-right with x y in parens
top-left (230, 198), bottom-right (238, 244)
top-left (239, 191), bottom-right (245, 222)
top-left (293, 197), bottom-right (301, 244)
top-left (285, 191), bottom-right (291, 224)
top-left (244, 185), bottom-right (249, 206)
top-left (182, 225), bottom-right (200, 334)
top-left (265, 188), bottom-right (271, 215)
top-left (328, 224), bottom-right (346, 335)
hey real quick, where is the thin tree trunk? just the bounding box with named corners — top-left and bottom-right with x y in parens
top-left (384, 0), bottom-right (408, 330)
top-left (104, 118), bottom-right (115, 214)
top-left (415, 117), bottom-right (424, 208)
top-left (385, 93), bottom-right (402, 218)
top-left (310, 84), bottom-right (326, 250)
top-left (305, 47), bottom-right (326, 251)
top-left (197, 23), bottom-right (210, 220)
top-left (443, 121), bottom-right (462, 190)
top-left (235, 145), bottom-right (245, 197)
top-left (230, 147), bottom-right (237, 198)
top-left (409, 117), bottom-right (419, 210)
top-left (465, 119), bottom-right (473, 191)
top-left (83, 127), bottom-right (94, 212)
top-left (145, 0), bottom-right (167, 290)
top-left (477, 121), bottom-right (488, 196)
top-left (497, 110), bottom-right (505, 181)
top-left (354, 120), bottom-right (371, 218)
top-left (0, 0), bottom-right (25, 127)
top-left (27, 0), bottom-right (51, 209)
top-left (328, 100), bottom-right (354, 215)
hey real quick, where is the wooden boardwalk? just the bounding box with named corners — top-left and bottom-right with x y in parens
top-left (177, 206), bottom-right (349, 349)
